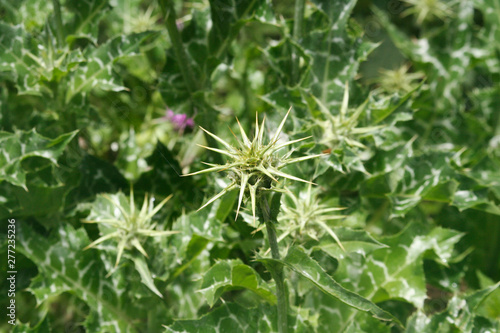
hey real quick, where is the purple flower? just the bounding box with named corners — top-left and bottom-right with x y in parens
top-left (164, 108), bottom-right (194, 132)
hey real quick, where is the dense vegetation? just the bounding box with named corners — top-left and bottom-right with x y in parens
top-left (1, 0), bottom-right (499, 332)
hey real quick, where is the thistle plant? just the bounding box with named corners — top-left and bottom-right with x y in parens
top-left (83, 189), bottom-right (178, 269)
top-left (401, 0), bottom-right (453, 25)
top-left (377, 64), bottom-right (425, 94)
top-left (185, 108), bottom-right (322, 223)
top-left (316, 83), bottom-right (382, 149)
top-left (278, 184), bottom-right (346, 250)
top-left (123, 5), bottom-right (161, 33)
top-left (185, 108), bottom-right (323, 333)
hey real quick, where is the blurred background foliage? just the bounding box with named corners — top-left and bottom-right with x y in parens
top-left (0, 0), bottom-right (499, 332)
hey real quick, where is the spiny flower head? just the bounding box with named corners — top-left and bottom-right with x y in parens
top-left (402, 0), bottom-right (453, 25)
top-left (377, 64), bottom-right (425, 94)
top-left (82, 189), bottom-right (178, 268)
top-left (316, 82), bottom-right (382, 149)
top-left (278, 184), bottom-right (346, 250)
top-left (185, 108), bottom-right (323, 223)
top-left (124, 5), bottom-right (161, 33)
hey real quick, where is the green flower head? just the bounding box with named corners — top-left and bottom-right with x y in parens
top-left (185, 108), bottom-right (323, 223)
top-left (316, 82), bottom-right (382, 150)
top-left (377, 64), bottom-right (425, 94)
top-left (279, 184), bottom-right (346, 250)
top-left (402, 0), bottom-right (453, 25)
top-left (83, 189), bottom-right (178, 269)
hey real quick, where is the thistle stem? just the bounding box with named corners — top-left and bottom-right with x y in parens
top-left (158, 0), bottom-right (198, 94)
top-left (51, 0), bottom-right (64, 46)
top-left (260, 195), bottom-right (288, 333)
top-left (291, 0), bottom-right (305, 85)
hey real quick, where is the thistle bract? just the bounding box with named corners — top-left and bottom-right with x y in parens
top-left (185, 108), bottom-right (323, 223)
top-left (82, 189), bottom-right (178, 269)
top-left (316, 82), bottom-right (382, 149)
top-left (402, 0), bottom-right (453, 24)
top-left (279, 184), bottom-right (346, 250)
top-left (377, 64), bottom-right (425, 94)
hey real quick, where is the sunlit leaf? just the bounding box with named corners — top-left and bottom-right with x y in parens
top-left (17, 224), bottom-right (154, 333)
top-left (311, 227), bottom-right (388, 258)
top-left (259, 246), bottom-right (401, 325)
top-left (199, 259), bottom-right (276, 307)
top-left (65, 31), bottom-right (158, 103)
top-left (406, 282), bottom-right (500, 333)
top-left (165, 302), bottom-right (315, 333)
top-left (0, 129), bottom-right (77, 189)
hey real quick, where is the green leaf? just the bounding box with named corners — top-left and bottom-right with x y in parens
top-left (158, 0), bottom-right (275, 107)
top-left (297, 223), bottom-right (463, 331)
top-left (260, 1), bottom-right (377, 118)
top-left (135, 141), bottom-right (193, 198)
top-left (0, 22), bottom-right (86, 95)
top-left (369, 87), bottom-right (420, 125)
top-left (17, 223), bottom-right (143, 333)
top-left (2, 180), bottom-right (68, 221)
top-left (406, 282), bottom-right (500, 333)
top-left (259, 85), bottom-right (309, 112)
top-left (65, 0), bottom-right (111, 42)
top-left (208, 0), bottom-right (274, 58)
top-left (476, 270), bottom-right (500, 320)
top-left (373, 2), bottom-right (478, 110)
top-left (165, 234), bottom-right (209, 281)
top-left (0, 0), bottom-right (53, 31)
top-left (177, 200), bottom-right (224, 242)
top-left (152, 200), bottom-right (224, 283)
top-left (199, 259), bottom-right (276, 307)
top-left (360, 223), bottom-right (462, 308)
top-left (312, 227), bottom-right (388, 258)
top-left (215, 189), bottom-right (238, 222)
top-left (115, 128), bottom-right (151, 181)
top-left (66, 153), bottom-right (129, 206)
top-left (65, 31), bottom-right (158, 103)
top-left (0, 23), bottom-right (42, 95)
top-left (132, 256), bottom-right (163, 298)
top-left (159, 7), bottom-right (212, 107)
top-left (364, 151), bottom-right (459, 216)
top-left (453, 154), bottom-right (500, 214)
top-left (0, 129), bottom-right (78, 189)
top-left (12, 316), bottom-right (52, 332)
top-left (303, 0), bottom-right (377, 108)
top-left (475, 0), bottom-right (500, 55)
top-left (303, 289), bottom-right (394, 333)
top-left (165, 302), bottom-right (272, 332)
top-left (261, 37), bottom-right (311, 86)
top-left (165, 302), bottom-right (315, 333)
top-left (0, 157), bottom-right (76, 222)
top-left (452, 188), bottom-right (500, 216)
top-left (260, 246), bottom-right (400, 325)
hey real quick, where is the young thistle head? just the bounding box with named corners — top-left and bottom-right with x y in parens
top-left (82, 189), bottom-right (178, 269)
top-left (316, 82), bottom-right (382, 150)
top-left (278, 184), bottom-right (347, 250)
top-left (377, 64), bottom-right (425, 94)
top-left (401, 0), bottom-right (453, 25)
top-left (185, 108), bottom-right (324, 223)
